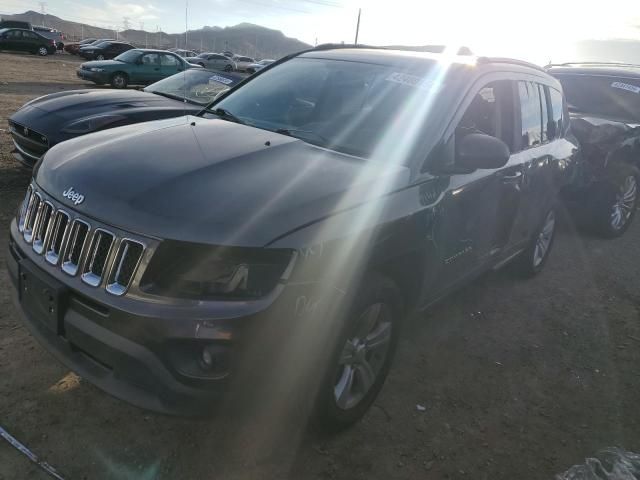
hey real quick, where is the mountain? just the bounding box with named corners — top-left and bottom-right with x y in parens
top-left (0, 11), bottom-right (311, 59)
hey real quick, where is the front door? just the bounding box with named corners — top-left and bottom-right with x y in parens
top-left (159, 53), bottom-right (182, 80)
top-left (426, 79), bottom-right (525, 298)
top-left (132, 52), bottom-right (160, 84)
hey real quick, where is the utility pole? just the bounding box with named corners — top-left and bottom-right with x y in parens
top-left (139, 21), bottom-right (144, 31)
top-left (354, 8), bottom-right (361, 45)
top-left (38, 2), bottom-right (46, 26)
top-left (81, 24), bottom-right (84, 40)
top-left (123, 17), bottom-right (130, 30)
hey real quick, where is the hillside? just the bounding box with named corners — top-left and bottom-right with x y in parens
top-left (0, 11), bottom-right (311, 59)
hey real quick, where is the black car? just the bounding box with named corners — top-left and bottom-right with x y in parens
top-left (8, 69), bottom-right (243, 167)
top-left (8, 47), bottom-right (578, 428)
top-left (548, 63), bottom-right (640, 237)
top-left (78, 40), bottom-right (133, 60)
top-left (0, 27), bottom-right (57, 56)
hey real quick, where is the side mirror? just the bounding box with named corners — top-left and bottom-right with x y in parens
top-left (456, 133), bottom-right (510, 170)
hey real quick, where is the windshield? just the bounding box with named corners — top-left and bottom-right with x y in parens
top-left (114, 49), bottom-right (141, 63)
top-left (212, 57), bottom-right (439, 158)
top-left (144, 69), bottom-right (240, 105)
top-left (90, 41), bottom-right (109, 48)
top-left (555, 73), bottom-right (640, 123)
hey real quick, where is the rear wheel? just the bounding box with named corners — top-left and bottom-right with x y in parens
top-left (514, 207), bottom-right (557, 277)
top-left (224, 64), bottom-right (233, 72)
top-left (315, 274), bottom-right (402, 431)
top-left (37, 46), bottom-right (49, 56)
top-left (590, 170), bottom-right (638, 238)
top-left (96, 54), bottom-right (105, 61)
top-left (110, 72), bottom-right (128, 89)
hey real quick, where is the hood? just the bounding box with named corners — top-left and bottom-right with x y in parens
top-left (9, 89), bottom-right (193, 145)
top-left (570, 114), bottom-right (640, 147)
top-left (35, 117), bottom-right (410, 247)
top-left (81, 59), bottom-right (123, 69)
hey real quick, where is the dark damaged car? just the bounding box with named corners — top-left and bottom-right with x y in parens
top-left (548, 63), bottom-right (640, 237)
top-left (8, 69), bottom-right (242, 168)
top-left (8, 47), bottom-right (578, 428)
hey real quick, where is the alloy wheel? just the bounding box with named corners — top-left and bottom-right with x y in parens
top-left (38, 47), bottom-right (48, 56)
top-left (533, 210), bottom-right (556, 267)
top-left (610, 175), bottom-right (637, 231)
top-left (96, 54), bottom-right (105, 60)
top-left (334, 303), bottom-right (392, 410)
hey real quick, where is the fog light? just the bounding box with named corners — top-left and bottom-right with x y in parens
top-left (200, 345), bottom-right (217, 370)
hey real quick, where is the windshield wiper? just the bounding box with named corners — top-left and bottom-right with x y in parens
top-left (210, 107), bottom-right (245, 125)
top-left (148, 90), bottom-right (184, 102)
top-left (275, 128), bottom-right (329, 146)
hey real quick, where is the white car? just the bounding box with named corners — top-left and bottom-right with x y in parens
top-left (246, 59), bottom-right (275, 74)
top-left (187, 52), bottom-right (236, 72)
top-left (232, 55), bottom-right (256, 72)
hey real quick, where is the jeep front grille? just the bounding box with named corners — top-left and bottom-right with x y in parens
top-left (18, 185), bottom-right (146, 296)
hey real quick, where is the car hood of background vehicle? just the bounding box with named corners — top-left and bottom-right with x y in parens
top-left (80, 59), bottom-right (124, 70)
top-left (10, 89), bottom-right (189, 138)
top-left (35, 116), bottom-right (410, 247)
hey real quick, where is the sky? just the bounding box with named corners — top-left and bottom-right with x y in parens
top-left (2, 0), bottom-right (640, 64)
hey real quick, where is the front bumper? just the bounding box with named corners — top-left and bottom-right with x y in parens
top-left (8, 219), bottom-right (327, 415)
top-left (8, 120), bottom-right (48, 168)
top-left (76, 68), bottom-right (109, 84)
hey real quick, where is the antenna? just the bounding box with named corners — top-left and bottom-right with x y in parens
top-left (354, 8), bottom-right (361, 45)
top-left (183, 0), bottom-right (188, 122)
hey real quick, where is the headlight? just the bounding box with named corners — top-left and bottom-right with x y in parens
top-left (139, 242), bottom-right (296, 300)
top-left (61, 114), bottom-right (126, 134)
top-left (89, 67), bottom-right (104, 72)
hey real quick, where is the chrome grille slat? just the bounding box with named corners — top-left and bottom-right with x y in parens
top-left (81, 229), bottom-right (114, 287)
top-left (106, 239), bottom-right (145, 296)
top-left (61, 219), bottom-right (90, 276)
top-left (17, 184), bottom-right (147, 297)
top-left (17, 185), bottom-right (33, 232)
top-left (45, 210), bottom-right (70, 265)
top-left (32, 201), bottom-right (54, 254)
top-left (23, 192), bottom-right (42, 244)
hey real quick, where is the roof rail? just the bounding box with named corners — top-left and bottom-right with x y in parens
top-left (477, 56), bottom-right (546, 72)
top-left (545, 61), bottom-right (640, 69)
top-left (311, 43), bottom-right (473, 55)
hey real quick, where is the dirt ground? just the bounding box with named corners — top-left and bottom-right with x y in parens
top-left (1, 52), bottom-right (640, 480)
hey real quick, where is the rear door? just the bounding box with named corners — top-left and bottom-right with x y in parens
top-left (4, 29), bottom-right (23, 51)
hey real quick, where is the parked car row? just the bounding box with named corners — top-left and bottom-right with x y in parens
top-left (6, 47), bottom-right (639, 430)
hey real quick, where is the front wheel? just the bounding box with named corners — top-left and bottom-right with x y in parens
top-left (514, 207), bottom-right (557, 277)
top-left (590, 171), bottom-right (638, 238)
top-left (110, 72), bottom-right (128, 89)
top-left (315, 274), bottom-right (403, 431)
top-left (224, 64), bottom-right (233, 72)
top-left (37, 46), bottom-right (49, 56)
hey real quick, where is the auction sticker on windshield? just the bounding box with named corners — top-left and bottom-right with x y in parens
top-left (386, 72), bottom-right (436, 90)
top-left (209, 75), bottom-right (234, 85)
top-left (611, 81), bottom-right (640, 94)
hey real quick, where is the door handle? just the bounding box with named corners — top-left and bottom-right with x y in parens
top-left (501, 171), bottom-right (523, 183)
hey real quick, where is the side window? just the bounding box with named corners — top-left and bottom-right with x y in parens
top-left (548, 87), bottom-right (564, 139)
top-left (7, 30), bottom-right (22, 39)
top-left (141, 53), bottom-right (159, 65)
top-left (160, 54), bottom-right (179, 66)
top-left (518, 81), bottom-right (542, 148)
top-left (456, 80), bottom-right (515, 150)
top-left (24, 31), bottom-right (38, 39)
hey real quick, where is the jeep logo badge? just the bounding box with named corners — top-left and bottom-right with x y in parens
top-left (62, 187), bottom-right (85, 206)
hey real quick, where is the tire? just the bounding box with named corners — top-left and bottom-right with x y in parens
top-left (37, 46), bottom-right (48, 56)
top-left (57, 42), bottom-right (64, 50)
top-left (513, 206), bottom-right (557, 277)
top-left (110, 72), bottom-right (128, 89)
top-left (96, 54), bottom-right (105, 61)
top-left (224, 64), bottom-right (232, 72)
top-left (588, 167), bottom-right (638, 238)
top-left (314, 273), bottom-right (403, 431)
